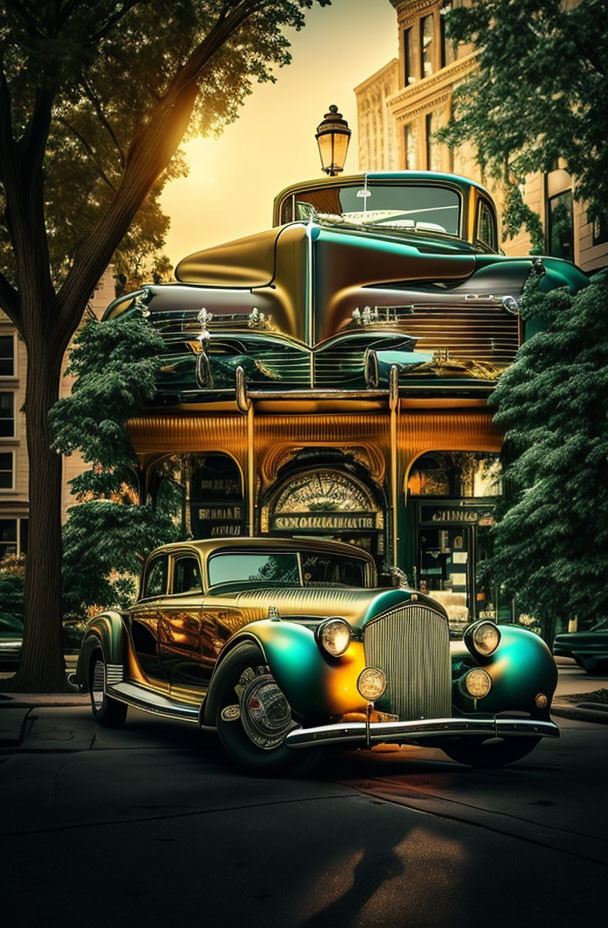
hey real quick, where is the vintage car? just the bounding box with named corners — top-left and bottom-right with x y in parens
top-left (73, 537), bottom-right (559, 774)
top-left (553, 620), bottom-right (608, 675)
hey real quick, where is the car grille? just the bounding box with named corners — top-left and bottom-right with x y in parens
top-left (363, 604), bottom-right (451, 721)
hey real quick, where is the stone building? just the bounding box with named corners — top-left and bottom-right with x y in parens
top-left (355, 0), bottom-right (608, 274)
top-left (0, 268), bottom-right (114, 560)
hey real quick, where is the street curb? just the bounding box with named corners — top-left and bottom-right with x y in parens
top-left (551, 704), bottom-right (608, 725)
top-left (0, 694), bottom-right (89, 708)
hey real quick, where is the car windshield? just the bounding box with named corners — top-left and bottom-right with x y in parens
top-left (208, 550), bottom-right (370, 589)
top-left (294, 183), bottom-right (461, 236)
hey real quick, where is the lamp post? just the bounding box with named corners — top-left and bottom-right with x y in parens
top-left (315, 104), bottom-right (351, 177)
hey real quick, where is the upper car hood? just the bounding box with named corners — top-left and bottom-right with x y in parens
top-left (217, 586), bottom-right (445, 631)
top-left (555, 631), bottom-right (607, 645)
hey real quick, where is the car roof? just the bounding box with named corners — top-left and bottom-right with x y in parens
top-left (147, 536), bottom-right (375, 562)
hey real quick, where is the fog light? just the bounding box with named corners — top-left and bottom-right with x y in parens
top-left (535, 693), bottom-right (548, 709)
top-left (463, 667), bottom-right (492, 699)
top-left (358, 667), bottom-right (387, 701)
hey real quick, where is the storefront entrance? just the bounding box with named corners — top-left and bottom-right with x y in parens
top-left (263, 467), bottom-right (385, 561)
top-left (416, 504), bottom-right (497, 626)
top-left (408, 452), bottom-right (503, 630)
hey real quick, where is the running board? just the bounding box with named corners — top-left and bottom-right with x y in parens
top-left (107, 681), bottom-right (202, 725)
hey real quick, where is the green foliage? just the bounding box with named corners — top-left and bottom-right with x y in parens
top-left (51, 311), bottom-right (184, 614)
top-left (50, 310), bottom-right (165, 482)
top-left (439, 0), bottom-right (608, 241)
top-left (0, 0), bottom-right (330, 287)
top-left (0, 556), bottom-right (26, 622)
top-left (61, 498), bottom-right (182, 615)
top-left (486, 271), bottom-right (608, 639)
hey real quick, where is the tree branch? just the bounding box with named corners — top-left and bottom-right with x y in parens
top-left (56, 0), bottom-right (268, 348)
top-left (89, 0), bottom-right (141, 44)
top-left (81, 79), bottom-right (126, 168)
top-left (58, 116), bottom-right (117, 191)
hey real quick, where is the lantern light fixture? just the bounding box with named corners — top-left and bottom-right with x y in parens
top-left (315, 104), bottom-right (351, 177)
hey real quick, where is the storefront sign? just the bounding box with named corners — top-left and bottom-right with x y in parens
top-left (421, 506), bottom-right (495, 525)
top-left (273, 514), bottom-right (376, 531)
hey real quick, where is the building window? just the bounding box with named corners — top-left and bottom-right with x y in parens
top-left (0, 335), bottom-right (15, 377)
top-left (441, 5), bottom-right (456, 67)
top-left (404, 28), bottom-right (415, 85)
top-left (0, 451), bottom-right (13, 489)
top-left (0, 392), bottom-right (15, 437)
top-left (547, 190), bottom-right (574, 262)
top-left (0, 517), bottom-right (27, 559)
top-left (420, 15), bottom-right (435, 78)
top-left (404, 122), bottom-right (419, 170)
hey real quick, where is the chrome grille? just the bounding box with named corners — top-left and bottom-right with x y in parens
top-left (364, 605), bottom-right (451, 721)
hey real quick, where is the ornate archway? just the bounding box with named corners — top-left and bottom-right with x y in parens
top-left (262, 467), bottom-right (385, 559)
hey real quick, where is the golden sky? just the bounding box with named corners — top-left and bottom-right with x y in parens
top-left (160, 0), bottom-right (396, 269)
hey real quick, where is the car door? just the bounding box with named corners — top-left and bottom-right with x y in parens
top-left (129, 554), bottom-right (169, 682)
top-left (157, 553), bottom-right (207, 690)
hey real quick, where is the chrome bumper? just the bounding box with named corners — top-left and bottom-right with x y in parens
top-left (284, 716), bottom-right (559, 750)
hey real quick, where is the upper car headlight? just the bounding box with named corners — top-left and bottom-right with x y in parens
top-left (317, 618), bottom-right (352, 657)
top-left (468, 621), bottom-right (501, 657)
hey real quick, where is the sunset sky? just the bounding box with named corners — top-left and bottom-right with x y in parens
top-left (160, 0), bottom-right (396, 268)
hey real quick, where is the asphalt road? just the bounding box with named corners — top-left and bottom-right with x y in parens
top-left (1, 667), bottom-right (606, 928)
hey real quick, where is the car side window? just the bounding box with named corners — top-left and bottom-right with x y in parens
top-left (476, 199), bottom-right (497, 251)
top-left (173, 557), bottom-right (202, 595)
top-left (143, 556), bottom-right (168, 598)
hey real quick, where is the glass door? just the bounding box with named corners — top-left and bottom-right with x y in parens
top-left (417, 526), bottom-right (473, 632)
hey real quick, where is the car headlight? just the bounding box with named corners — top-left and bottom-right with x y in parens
top-left (462, 667), bottom-right (492, 699)
top-left (316, 618), bottom-right (351, 657)
top-left (357, 667), bottom-right (387, 701)
top-left (467, 621), bottom-right (501, 657)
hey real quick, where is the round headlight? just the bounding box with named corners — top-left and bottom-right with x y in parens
top-left (317, 618), bottom-right (351, 657)
top-left (472, 621), bottom-right (501, 657)
top-left (357, 667), bottom-right (387, 701)
top-left (462, 667), bottom-right (492, 699)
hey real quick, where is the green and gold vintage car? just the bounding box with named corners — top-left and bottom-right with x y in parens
top-left (74, 537), bottom-right (558, 774)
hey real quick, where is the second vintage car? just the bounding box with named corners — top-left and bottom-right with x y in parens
top-left (74, 537), bottom-right (558, 774)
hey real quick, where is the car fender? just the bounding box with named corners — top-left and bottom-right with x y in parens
top-left (202, 619), bottom-right (368, 727)
top-left (75, 611), bottom-right (127, 686)
top-left (452, 625), bottom-right (558, 715)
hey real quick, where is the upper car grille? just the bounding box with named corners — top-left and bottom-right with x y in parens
top-left (394, 302), bottom-right (519, 366)
top-left (364, 605), bottom-right (451, 721)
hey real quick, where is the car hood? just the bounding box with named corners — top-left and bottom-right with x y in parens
top-left (214, 586), bottom-right (445, 632)
top-left (555, 631), bottom-right (607, 645)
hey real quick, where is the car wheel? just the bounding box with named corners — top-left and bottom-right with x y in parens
top-left (215, 643), bottom-right (321, 776)
top-left (89, 653), bottom-right (128, 728)
top-left (442, 736), bottom-right (542, 769)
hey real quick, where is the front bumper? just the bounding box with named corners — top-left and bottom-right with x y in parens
top-left (284, 716), bottom-right (559, 750)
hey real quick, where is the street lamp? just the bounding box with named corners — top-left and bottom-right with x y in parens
top-left (315, 104), bottom-right (351, 177)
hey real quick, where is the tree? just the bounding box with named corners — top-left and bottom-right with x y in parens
top-left (439, 0), bottom-right (608, 249)
top-left (0, 0), bottom-right (329, 690)
top-left (51, 311), bottom-right (183, 617)
top-left (485, 271), bottom-right (608, 641)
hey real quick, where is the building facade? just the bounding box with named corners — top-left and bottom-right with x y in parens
top-left (0, 268), bottom-right (114, 561)
top-left (355, 0), bottom-right (608, 274)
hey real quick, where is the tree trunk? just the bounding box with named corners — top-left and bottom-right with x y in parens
top-left (5, 335), bottom-right (66, 692)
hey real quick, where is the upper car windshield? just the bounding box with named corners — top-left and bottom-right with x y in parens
top-left (295, 184), bottom-right (461, 236)
top-left (208, 551), bottom-right (370, 589)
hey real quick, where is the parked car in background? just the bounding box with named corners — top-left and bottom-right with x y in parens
top-left (0, 614), bottom-right (85, 671)
top-left (74, 537), bottom-right (559, 775)
top-left (553, 620), bottom-right (608, 675)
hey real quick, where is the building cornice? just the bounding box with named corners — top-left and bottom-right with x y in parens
top-left (354, 58), bottom-right (399, 96)
top-left (387, 52), bottom-right (477, 120)
top-left (393, 0), bottom-right (441, 27)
